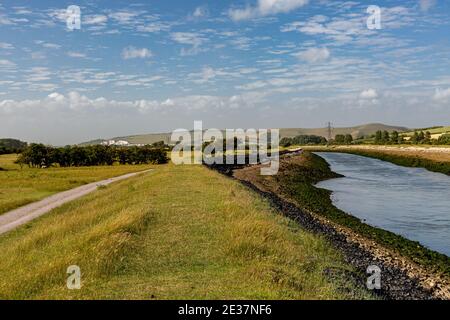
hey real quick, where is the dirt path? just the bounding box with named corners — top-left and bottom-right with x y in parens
top-left (0, 169), bottom-right (153, 235)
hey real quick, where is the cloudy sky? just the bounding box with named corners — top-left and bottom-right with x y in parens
top-left (0, 0), bottom-right (449, 145)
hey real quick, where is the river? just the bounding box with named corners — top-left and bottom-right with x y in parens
top-left (315, 152), bottom-right (450, 257)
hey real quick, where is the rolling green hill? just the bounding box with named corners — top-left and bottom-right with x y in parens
top-left (80, 123), bottom-right (409, 145)
top-left (401, 126), bottom-right (450, 138)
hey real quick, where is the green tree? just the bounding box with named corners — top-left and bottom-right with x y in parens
top-left (344, 134), bottom-right (353, 145)
top-left (334, 134), bottom-right (345, 144)
top-left (425, 131), bottom-right (432, 144)
top-left (374, 131), bottom-right (383, 144)
top-left (382, 131), bottom-right (390, 143)
top-left (391, 131), bottom-right (399, 144)
top-left (412, 131), bottom-right (419, 144)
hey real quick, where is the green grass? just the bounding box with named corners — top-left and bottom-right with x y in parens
top-left (402, 126), bottom-right (450, 136)
top-left (276, 152), bottom-right (450, 276)
top-left (0, 163), bottom-right (372, 299)
top-left (0, 154), bottom-right (154, 215)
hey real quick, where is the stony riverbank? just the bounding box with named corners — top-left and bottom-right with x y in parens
top-left (206, 151), bottom-right (450, 300)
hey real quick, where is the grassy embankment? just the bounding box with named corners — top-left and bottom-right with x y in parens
top-left (0, 162), bottom-right (372, 299)
top-left (274, 152), bottom-right (450, 275)
top-left (0, 154), bottom-right (154, 215)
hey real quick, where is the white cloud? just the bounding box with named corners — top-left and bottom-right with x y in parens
top-left (137, 22), bottom-right (171, 33)
top-left (360, 89), bottom-right (379, 99)
top-left (67, 51), bottom-right (87, 58)
top-left (31, 52), bottom-right (46, 60)
top-left (236, 81), bottom-right (267, 91)
top-left (281, 7), bottom-right (416, 46)
top-left (171, 32), bottom-right (204, 46)
top-left (230, 37), bottom-right (252, 50)
top-left (192, 6), bottom-right (209, 18)
top-left (47, 8), bottom-right (69, 22)
top-left (189, 67), bottom-right (226, 84)
top-left (229, 0), bottom-right (309, 21)
top-left (0, 42), bottom-right (14, 50)
top-left (433, 88), bottom-right (450, 102)
top-left (109, 11), bottom-right (138, 24)
top-left (0, 59), bottom-right (16, 68)
top-left (0, 14), bottom-right (15, 25)
top-left (419, 0), bottom-right (436, 11)
top-left (170, 32), bottom-right (206, 56)
top-left (294, 47), bottom-right (330, 63)
top-left (34, 40), bottom-right (61, 49)
top-left (0, 91), bottom-right (265, 117)
top-left (121, 46), bottom-right (153, 59)
top-left (84, 14), bottom-right (108, 25)
top-left (194, 67), bottom-right (217, 84)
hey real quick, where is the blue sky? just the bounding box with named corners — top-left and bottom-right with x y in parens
top-left (1, 0), bottom-right (449, 144)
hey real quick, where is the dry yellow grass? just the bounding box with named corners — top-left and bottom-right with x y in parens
top-left (0, 163), bottom-right (371, 299)
top-left (0, 154), bottom-right (154, 215)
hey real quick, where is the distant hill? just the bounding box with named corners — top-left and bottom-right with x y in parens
top-left (80, 123), bottom-right (410, 146)
top-left (279, 123), bottom-right (409, 139)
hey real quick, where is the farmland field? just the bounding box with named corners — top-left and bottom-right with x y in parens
top-left (0, 154), bottom-right (154, 215)
top-left (401, 126), bottom-right (450, 139)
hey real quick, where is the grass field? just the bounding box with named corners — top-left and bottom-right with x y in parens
top-left (0, 154), bottom-right (154, 215)
top-left (0, 163), bottom-right (371, 299)
top-left (402, 126), bottom-right (450, 136)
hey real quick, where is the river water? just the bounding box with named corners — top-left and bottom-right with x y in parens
top-left (315, 152), bottom-right (450, 257)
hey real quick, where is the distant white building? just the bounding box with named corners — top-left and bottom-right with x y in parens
top-left (100, 139), bottom-right (130, 146)
top-left (115, 140), bottom-right (129, 146)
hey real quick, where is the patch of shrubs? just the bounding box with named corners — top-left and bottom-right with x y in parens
top-left (15, 144), bottom-right (169, 168)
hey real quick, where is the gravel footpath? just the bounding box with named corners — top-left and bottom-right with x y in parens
top-left (0, 169), bottom-right (153, 235)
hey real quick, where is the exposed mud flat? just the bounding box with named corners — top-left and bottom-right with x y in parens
top-left (207, 153), bottom-right (450, 300)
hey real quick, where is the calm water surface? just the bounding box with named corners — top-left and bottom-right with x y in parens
top-left (315, 152), bottom-right (450, 257)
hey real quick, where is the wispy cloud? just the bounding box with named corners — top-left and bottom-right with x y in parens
top-left (67, 51), bottom-right (87, 58)
top-left (0, 59), bottom-right (16, 68)
top-left (419, 0), bottom-right (436, 12)
top-left (293, 47), bottom-right (330, 63)
top-left (121, 46), bottom-right (153, 59)
top-left (170, 32), bottom-right (207, 56)
top-left (360, 89), bottom-right (379, 99)
top-left (0, 42), bottom-right (14, 50)
top-left (433, 88), bottom-right (450, 102)
top-left (83, 14), bottom-right (108, 25)
top-left (109, 10), bottom-right (139, 24)
top-left (229, 0), bottom-right (309, 21)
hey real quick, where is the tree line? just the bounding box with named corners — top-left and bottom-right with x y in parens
top-left (280, 135), bottom-right (327, 147)
top-left (0, 139), bottom-right (27, 155)
top-left (373, 130), bottom-right (450, 145)
top-left (333, 134), bottom-right (353, 145)
top-left (15, 144), bottom-right (169, 168)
